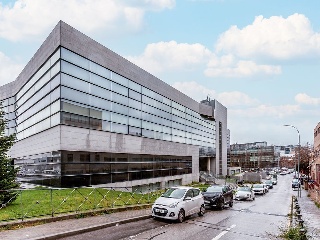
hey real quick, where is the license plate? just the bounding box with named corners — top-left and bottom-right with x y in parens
top-left (155, 209), bottom-right (165, 213)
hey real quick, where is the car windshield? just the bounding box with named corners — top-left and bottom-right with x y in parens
top-left (161, 188), bottom-right (187, 199)
top-left (238, 187), bottom-right (251, 191)
top-left (253, 184), bottom-right (263, 188)
top-left (292, 179), bottom-right (299, 183)
top-left (206, 186), bottom-right (223, 193)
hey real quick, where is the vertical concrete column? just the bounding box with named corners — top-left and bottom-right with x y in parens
top-left (160, 181), bottom-right (166, 190)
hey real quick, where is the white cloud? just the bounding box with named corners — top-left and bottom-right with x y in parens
top-left (127, 41), bottom-right (213, 74)
top-left (127, 41), bottom-right (281, 78)
top-left (295, 93), bottom-right (320, 105)
top-left (171, 81), bottom-right (216, 102)
top-left (228, 103), bottom-right (320, 145)
top-left (171, 81), bottom-right (258, 107)
top-left (218, 91), bottom-right (259, 107)
top-left (0, 0), bottom-right (175, 41)
top-left (205, 57), bottom-right (281, 77)
top-left (0, 51), bottom-right (24, 86)
top-left (205, 13), bottom-right (320, 78)
top-left (231, 104), bottom-right (300, 118)
top-left (139, 0), bottom-right (175, 10)
top-left (215, 13), bottom-right (320, 60)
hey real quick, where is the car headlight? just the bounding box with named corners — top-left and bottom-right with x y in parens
top-left (168, 201), bottom-right (179, 208)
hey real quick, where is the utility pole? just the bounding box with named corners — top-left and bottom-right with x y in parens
top-left (284, 125), bottom-right (301, 197)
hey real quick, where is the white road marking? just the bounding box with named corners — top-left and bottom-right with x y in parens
top-left (211, 224), bottom-right (236, 240)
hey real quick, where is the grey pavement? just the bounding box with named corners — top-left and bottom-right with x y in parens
top-left (0, 208), bottom-right (152, 240)
top-left (296, 188), bottom-right (320, 239)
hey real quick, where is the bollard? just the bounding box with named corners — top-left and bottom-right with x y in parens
top-left (297, 219), bottom-right (304, 227)
top-left (299, 228), bottom-right (307, 240)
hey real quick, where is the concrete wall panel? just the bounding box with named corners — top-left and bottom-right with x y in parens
top-left (60, 125), bottom-right (198, 157)
top-left (10, 126), bottom-right (61, 158)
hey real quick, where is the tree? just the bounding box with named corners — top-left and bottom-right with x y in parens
top-left (293, 144), bottom-right (312, 175)
top-left (0, 102), bottom-right (19, 206)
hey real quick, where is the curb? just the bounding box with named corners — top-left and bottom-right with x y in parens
top-left (0, 204), bottom-right (152, 231)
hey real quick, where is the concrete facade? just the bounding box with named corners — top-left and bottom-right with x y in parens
top-left (199, 99), bottom-right (228, 177)
top-left (0, 21), bottom-right (227, 189)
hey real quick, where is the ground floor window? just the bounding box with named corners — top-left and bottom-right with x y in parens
top-left (15, 150), bottom-right (192, 187)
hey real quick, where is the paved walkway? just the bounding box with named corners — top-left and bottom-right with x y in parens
top-left (296, 189), bottom-right (320, 239)
top-left (0, 208), bottom-right (151, 240)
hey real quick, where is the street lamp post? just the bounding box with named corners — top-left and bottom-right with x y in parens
top-left (284, 124), bottom-right (301, 197)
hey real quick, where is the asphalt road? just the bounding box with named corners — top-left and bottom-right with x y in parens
top-left (61, 173), bottom-right (294, 240)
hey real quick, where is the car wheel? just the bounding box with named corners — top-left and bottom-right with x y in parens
top-left (219, 199), bottom-right (224, 210)
top-left (229, 200), bottom-right (233, 207)
top-left (198, 205), bottom-right (205, 216)
top-left (177, 209), bottom-right (185, 223)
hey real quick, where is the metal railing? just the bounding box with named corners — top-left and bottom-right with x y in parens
top-left (0, 187), bottom-right (164, 223)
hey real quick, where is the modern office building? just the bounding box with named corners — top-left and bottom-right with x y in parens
top-left (229, 141), bottom-right (279, 169)
top-left (0, 21), bottom-right (228, 189)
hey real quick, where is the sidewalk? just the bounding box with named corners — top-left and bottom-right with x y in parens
top-left (296, 188), bottom-right (320, 239)
top-left (0, 208), bottom-right (152, 240)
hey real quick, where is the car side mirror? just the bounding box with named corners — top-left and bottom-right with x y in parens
top-left (184, 197), bottom-right (192, 201)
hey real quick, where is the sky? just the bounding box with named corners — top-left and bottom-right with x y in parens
top-left (0, 0), bottom-right (319, 147)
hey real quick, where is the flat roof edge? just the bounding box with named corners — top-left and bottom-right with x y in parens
top-left (0, 21), bottom-right (62, 99)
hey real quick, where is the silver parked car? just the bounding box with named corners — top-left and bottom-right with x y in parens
top-left (152, 186), bottom-right (205, 222)
top-left (235, 186), bottom-right (255, 201)
top-left (252, 184), bottom-right (266, 195)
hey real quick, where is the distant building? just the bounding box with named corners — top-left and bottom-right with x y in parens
top-left (274, 145), bottom-right (297, 169)
top-left (274, 145), bottom-right (295, 157)
top-left (309, 122), bottom-right (320, 204)
top-left (226, 129), bottom-right (231, 168)
top-left (0, 21), bottom-right (228, 189)
top-left (229, 141), bottom-right (279, 169)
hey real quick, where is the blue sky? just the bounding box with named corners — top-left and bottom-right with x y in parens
top-left (0, 0), bottom-right (319, 146)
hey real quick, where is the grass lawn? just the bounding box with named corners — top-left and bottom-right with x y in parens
top-left (0, 188), bottom-right (162, 222)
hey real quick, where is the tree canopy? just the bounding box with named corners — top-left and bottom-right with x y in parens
top-left (0, 102), bottom-right (19, 206)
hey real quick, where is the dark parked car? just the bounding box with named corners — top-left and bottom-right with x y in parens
top-left (292, 179), bottom-right (300, 189)
top-left (202, 185), bottom-right (234, 209)
top-left (263, 179), bottom-right (273, 189)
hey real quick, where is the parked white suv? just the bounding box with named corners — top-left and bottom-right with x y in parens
top-left (152, 186), bottom-right (205, 222)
